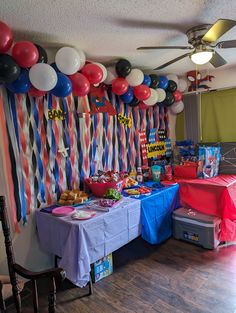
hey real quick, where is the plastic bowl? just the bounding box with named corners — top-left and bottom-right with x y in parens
top-left (85, 179), bottom-right (125, 197)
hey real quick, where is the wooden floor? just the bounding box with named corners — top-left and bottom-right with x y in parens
top-left (9, 237), bottom-right (236, 313)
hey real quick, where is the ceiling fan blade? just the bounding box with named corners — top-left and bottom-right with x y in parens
top-left (154, 53), bottom-right (191, 70)
top-left (216, 40), bottom-right (236, 48)
top-left (137, 46), bottom-right (193, 50)
top-left (210, 51), bottom-right (227, 68)
top-left (202, 19), bottom-right (236, 43)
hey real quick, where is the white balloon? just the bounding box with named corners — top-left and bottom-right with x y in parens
top-left (126, 69), bottom-right (144, 87)
top-left (103, 66), bottom-right (117, 85)
top-left (55, 47), bottom-right (81, 75)
top-left (156, 88), bottom-right (166, 103)
top-left (143, 88), bottom-right (158, 106)
top-left (170, 101), bottom-right (184, 114)
top-left (167, 74), bottom-right (179, 85)
top-left (29, 64), bottom-right (58, 91)
top-left (93, 62), bottom-right (107, 83)
top-left (178, 78), bottom-right (188, 92)
top-left (78, 49), bottom-right (86, 70)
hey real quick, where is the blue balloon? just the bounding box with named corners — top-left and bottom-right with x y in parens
top-left (120, 87), bottom-right (134, 104)
top-left (6, 68), bottom-right (31, 93)
top-left (50, 62), bottom-right (60, 73)
top-left (158, 76), bottom-right (169, 90)
top-left (51, 73), bottom-right (72, 97)
top-left (142, 74), bottom-right (151, 87)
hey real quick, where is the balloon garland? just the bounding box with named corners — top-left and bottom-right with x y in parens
top-left (0, 19), bottom-right (187, 114)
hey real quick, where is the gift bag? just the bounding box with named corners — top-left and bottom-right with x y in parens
top-left (197, 146), bottom-right (221, 179)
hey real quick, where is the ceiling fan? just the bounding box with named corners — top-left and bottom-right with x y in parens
top-left (137, 19), bottom-right (236, 70)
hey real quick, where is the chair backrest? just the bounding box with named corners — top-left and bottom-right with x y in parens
top-left (0, 196), bottom-right (22, 312)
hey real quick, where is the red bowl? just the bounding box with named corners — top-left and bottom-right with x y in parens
top-left (85, 179), bottom-right (125, 197)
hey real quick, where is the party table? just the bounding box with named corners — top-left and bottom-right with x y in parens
top-left (178, 174), bottom-right (236, 241)
top-left (36, 183), bottom-right (180, 287)
top-left (36, 197), bottom-right (141, 287)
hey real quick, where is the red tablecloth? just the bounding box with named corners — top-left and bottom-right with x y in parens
top-left (178, 175), bottom-right (236, 241)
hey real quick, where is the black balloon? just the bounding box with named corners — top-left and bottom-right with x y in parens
top-left (35, 44), bottom-right (48, 63)
top-left (167, 80), bottom-right (177, 92)
top-left (149, 74), bottom-right (159, 89)
top-left (0, 54), bottom-right (20, 83)
top-left (161, 91), bottom-right (175, 107)
top-left (115, 59), bottom-right (131, 77)
top-left (128, 97), bottom-right (139, 107)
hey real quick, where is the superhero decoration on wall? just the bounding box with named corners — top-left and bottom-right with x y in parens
top-left (187, 70), bottom-right (215, 92)
top-left (89, 85), bottom-right (117, 115)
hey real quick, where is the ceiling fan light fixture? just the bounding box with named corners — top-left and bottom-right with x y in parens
top-left (190, 50), bottom-right (214, 65)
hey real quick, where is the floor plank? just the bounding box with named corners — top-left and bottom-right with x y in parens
top-left (7, 237), bottom-right (236, 313)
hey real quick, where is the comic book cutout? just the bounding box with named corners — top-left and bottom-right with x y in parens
top-left (89, 85), bottom-right (117, 115)
top-left (118, 113), bottom-right (132, 128)
top-left (197, 146), bottom-right (220, 179)
top-left (149, 128), bottom-right (157, 143)
top-left (158, 129), bottom-right (166, 141)
top-left (139, 131), bottom-right (148, 165)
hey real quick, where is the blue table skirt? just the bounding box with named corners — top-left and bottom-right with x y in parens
top-left (123, 182), bottom-right (180, 244)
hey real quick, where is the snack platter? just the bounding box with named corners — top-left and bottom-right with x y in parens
top-left (124, 186), bottom-right (152, 196)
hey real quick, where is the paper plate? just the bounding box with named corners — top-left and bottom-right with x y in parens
top-left (52, 206), bottom-right (75, 217)
top-left (72, 210), bottom-right (96, 220)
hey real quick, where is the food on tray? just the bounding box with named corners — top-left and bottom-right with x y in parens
top-left (124, 186), bottom-right (152, 196)
top-left (58, 189), bottom-right (89, 205)
top-left (104, 188), bottom-right (122, 201)
top-left (138, 186), bottom-right (152, 194)
top-left (99, 198), bottom-right (117, 207)
top-left (125, 189), bottom-right (140, 195)
top-left (124, 177), bottom-right (138, 188)
top-left (87, 171), bottom-right (126, 183)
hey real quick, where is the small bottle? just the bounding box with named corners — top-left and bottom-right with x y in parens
top-left (129, 168), bottom-right (136, 180)
top-left (136, 167), bottom-right (143, 183)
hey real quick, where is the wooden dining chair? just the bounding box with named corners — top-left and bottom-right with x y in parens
top-left (0, 196), bottom-right (66, 313)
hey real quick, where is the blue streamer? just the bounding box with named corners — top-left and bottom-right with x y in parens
top-left (91, 114), bottom-right (97, 175)
top-left (116, 96), bottom-right (122, 171)
top-left (104, 113), bottom-right (109, 169)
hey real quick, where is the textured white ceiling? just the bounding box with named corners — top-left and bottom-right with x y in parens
top-left (1, 0), bottom-right (236, 75)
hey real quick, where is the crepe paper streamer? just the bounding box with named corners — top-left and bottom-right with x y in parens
top-left (103, 112), bottom-right (109, 171)
top-left (117, 113), bottom-right (132, 128)
top-left (62, 97), bottom-right (72, 190)
top-left (6, 91), bottom-right (24, 223)
top-left (16, 94), bottom-right (33, 215)
top-left (164, 107), bottom-right (170, 139)
top-left (0, 90), bottom-right (20, 232)
top-left (48, 109), bottom-right (66, 121)
top-left (38, 95), bottom-right (52, 205)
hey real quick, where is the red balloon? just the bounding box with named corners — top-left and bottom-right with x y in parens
top-left (112, 78), bottom-right (129, 96)
top-left (139, 102), bottom-right (149, 110)
top-left (28, 86), bottom-right (46, 97)
top-left (133, 84), bottom-right (151, 101)
top-left (0, 21), bottom-right (13, 53)
top-left (68, 72), bottom-right (90, 97)
top-left (81, 64), bottom-right (103, 84)
top-left (12, 41), bottom-right (39, 68)
top-left (173, 90), bottom-right (183, 102)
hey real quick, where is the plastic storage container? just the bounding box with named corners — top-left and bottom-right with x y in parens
top-left (172, 207), bottom-right (221, 249)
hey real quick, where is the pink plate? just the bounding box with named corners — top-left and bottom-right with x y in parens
top-left (52, 206), bottom-right (76, 217)
top-left (71, 210), bottom-right (96, 220)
